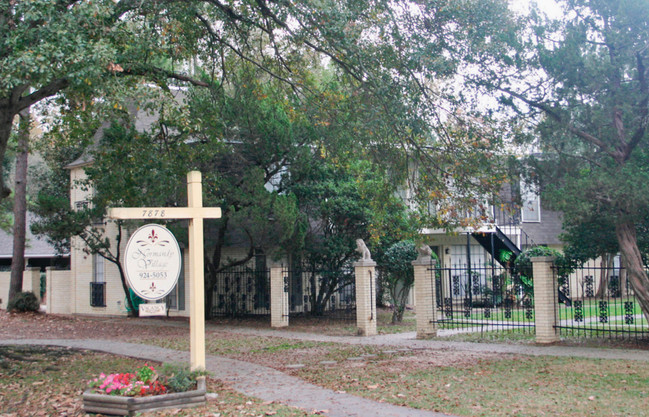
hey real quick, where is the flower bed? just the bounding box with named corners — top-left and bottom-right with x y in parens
top-left (83, 364), bottom-right (206, 416)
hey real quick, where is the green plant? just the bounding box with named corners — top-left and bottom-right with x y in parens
top-left (512, 247), bottom-right (573, 297)
top-left (380, 240), bottom-right (418, 323)
top-left (7, 291), bottom-right (39, 312)
top-left (159, 363), bottom-right (207, 393)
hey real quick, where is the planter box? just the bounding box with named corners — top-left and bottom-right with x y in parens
top-left (83, 379), bottom-right (206, 416)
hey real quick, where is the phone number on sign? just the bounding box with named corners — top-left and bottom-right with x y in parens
top-left (138, 272), bottom-right (168, 279)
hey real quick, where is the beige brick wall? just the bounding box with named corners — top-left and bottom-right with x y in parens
top-left (0, 268), bottom-right (42, 309)
top-left (46, 268), bottom-right (72, 314)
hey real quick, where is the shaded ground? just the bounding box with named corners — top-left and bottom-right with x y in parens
top-left (3, 310), bottom-right (649, 416)
top-left (0, 345), bottom-right (316, 417)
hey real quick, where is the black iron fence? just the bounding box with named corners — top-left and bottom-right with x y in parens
top-left (211, 265), bottom-right (356, 320)
top-left (212, 266), bottom-right (271, 316)
top-left (434, 263), bottom-right (535, 334)
top-left (555, 265), bottom-right (649, 340)
top-left (285, 265), bottom-right (356, 320)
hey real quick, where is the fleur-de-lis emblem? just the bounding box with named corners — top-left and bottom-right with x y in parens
top-left (148, 229), bottom-right (158, 244)
top-left (149, 282), bottom-right (157, 291)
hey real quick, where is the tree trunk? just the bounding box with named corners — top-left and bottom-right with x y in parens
top-left (595, 253), bottom-right (613, 299)
top-left (204, 217), bottom-right (228, 320)
top-left (620, 257), bottom-right (628, 297)
top-left (7, 109), bottom-right (29, 303)
top-left (0, 105), bottom-right (15, 199)
top-left (113, 223), bottom-right (138, 317)
top-left (615, 221), bottom-right (649, 322)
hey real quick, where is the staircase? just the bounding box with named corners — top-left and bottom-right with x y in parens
top-left (471, 204), bottom-right (535, 268)
top-left (472, 226), bottom-right (521, 267)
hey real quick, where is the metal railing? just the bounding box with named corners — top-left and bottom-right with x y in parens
top-left (434, 263), bottom-right (535, 334)
top-left (554, 265), bottom-right (648, 340)
top-left (212, 267), bottom-right (271, 317)
top-left (286, 265), bottom-right (356, 320)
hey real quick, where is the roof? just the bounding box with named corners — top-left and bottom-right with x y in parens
top-left (0, 212), bottom-right (68, 258)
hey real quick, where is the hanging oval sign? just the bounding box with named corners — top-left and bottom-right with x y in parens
top-left (124, 224), bottom-right (182, 301)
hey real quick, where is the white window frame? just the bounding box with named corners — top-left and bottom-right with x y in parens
top-left (521, 180), bottom-right (541, 223)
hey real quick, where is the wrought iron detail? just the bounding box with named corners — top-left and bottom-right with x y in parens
top-left (472, 274), bottom-right (481, 295)
top-left (598, 301), bottom-right (608, 323)
top-left (624, 301), bottom-right (635, 324)
top-left (608, 276), bottom-right (620, 297)
top-left (283, 275), bottom-right (289, 293)
top-left (452, 276), bottom-right (460, 296)
top-left (584, 276), bottom-right (594, 298)
top-left (574, 300), bottom-right (583, 322)
top-left (463, 298), bottom-right (472, 318)
top-left (484, 307), bottom-right (491, 319)
top-left (523, 298), bottom-right (533, 320)
top-left (444, 297), bottom-right (453, 317)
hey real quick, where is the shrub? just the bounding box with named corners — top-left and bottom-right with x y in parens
top-left (380, 240), bottom-right (419, 323)
top-left (159, 363), bottom-right (207, 393)
top-left (512, 247), bottom-right (574, 297)
top-left (7, 291), bottom-right (39, 312)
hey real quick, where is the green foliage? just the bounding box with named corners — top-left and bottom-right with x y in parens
top-left (471, 0), bottom-right (649, 320)
top-left (379, 240), bottom-right (420, 323)
top-left (382, 241), bottom-right (419, 278)
top-left (159, 363), bottom-right (207, 393)
top-left (7, 291), bottom-right (39, 312)
top-left (512, 247), bottom-right (574, 297)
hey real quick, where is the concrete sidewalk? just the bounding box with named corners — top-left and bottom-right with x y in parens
top-left (118, 316), bottom-right (649, 362)
top-left (0, 338), bottom-right (453, 417)
top-left (206, 325), bottom-right (649, 362)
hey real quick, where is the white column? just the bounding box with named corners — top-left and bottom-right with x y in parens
top-left (270, 267), bottom-right (289, 328)
top-left (354, 260), bottom-right (377, 336)
top-left (413, 258), bottom-right (437, 338)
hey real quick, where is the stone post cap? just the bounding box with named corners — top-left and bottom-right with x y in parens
top-left (353, 260), bottom-right (377, 267)
top-left (530, 256), bottom-right (556, 262)
top-left (412, 257), bottom-right (436, 266)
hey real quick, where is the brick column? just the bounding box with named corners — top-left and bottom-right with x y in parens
top-left (532, 256), bottom-right (559, 343)
top-left (270, 266), bottom-right (289, 328)
top-left (354, 260), bottom-right (377, 336)
top-left (413, 258), bottom-right (437, 338)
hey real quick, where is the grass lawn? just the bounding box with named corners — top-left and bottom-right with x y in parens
top-left (137, 331), bottom-right (649, 417)
top-left (0, 345), bottom-right (316, 416)
top-left (296, 354), bottom-right (649, 417)
top-left (209, 307), bottom-right (417, 336)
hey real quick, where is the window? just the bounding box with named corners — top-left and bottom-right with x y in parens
top-left (90, 254), bottom-right (106, 307)
top-left (75, 200), bottom-right (90, 211)
top-left (521, 181), bottom-right (541, 223)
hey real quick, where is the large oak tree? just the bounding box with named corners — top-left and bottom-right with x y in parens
top-left (472, 0), bottom-right (649, 320)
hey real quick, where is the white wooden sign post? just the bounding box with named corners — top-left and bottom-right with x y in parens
top-left (108, 171), bottom-right (221, 371)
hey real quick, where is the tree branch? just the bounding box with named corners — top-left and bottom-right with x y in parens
top-left (493, 84), bottom-right (625, 162)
